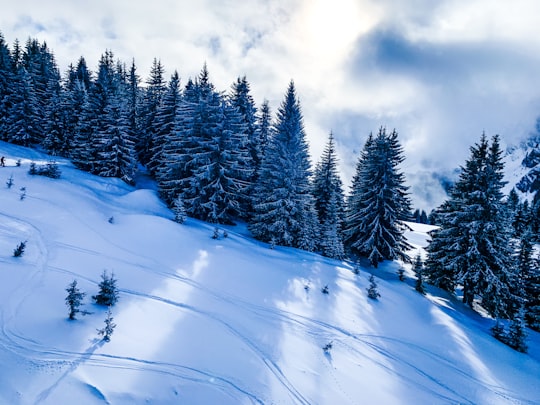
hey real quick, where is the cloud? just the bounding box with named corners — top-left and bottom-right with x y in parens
top-left (2, 0), bottom-right (540, 210)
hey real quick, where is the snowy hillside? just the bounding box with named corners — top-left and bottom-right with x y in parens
top-left (0, 142), bottom-right (538, 405)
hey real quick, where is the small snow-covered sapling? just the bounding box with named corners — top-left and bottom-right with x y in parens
top-left (321, 285), bottom-right (329, 294)
top-left (97, 308), bottom-right (116, 342)
top-left (13, 240), bottom-right (27, 257)
top-left (6, 174), bottom-right (13, 189)
top-left (323, 341), bottom-right (333, 353)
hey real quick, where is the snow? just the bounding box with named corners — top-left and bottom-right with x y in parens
top-left (0, 141), bottom-right (538, 404)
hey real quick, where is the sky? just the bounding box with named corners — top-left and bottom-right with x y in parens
top-left (2, 0), bottom-right (540, 208)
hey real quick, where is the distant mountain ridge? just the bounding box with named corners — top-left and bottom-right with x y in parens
top-left (514, 135), bottom-right (540, 195)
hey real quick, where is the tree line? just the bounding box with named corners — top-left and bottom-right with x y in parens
top-left (0, 33), bottom-right (411, 264)
top-left (0, 33), bottom-right (538, 351)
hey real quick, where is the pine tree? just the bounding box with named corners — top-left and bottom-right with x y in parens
top-left (13, 240), bottom-right (26, 257)
top-left (313, 132), bottom-right (345, 259)
top-left (161, 65), bottom-right (252, 224)
top-left (97, 84), bottom-right (136, 183)
top-left (0, 32), bottom-right (14, 140)
top-left (344, 128), bottom-right (412, 267)
top-left (172, 194), bottom-right (187, 224)
top-left (506, 306), bottom-right (528, 353)
top-left (518, 231), bottom-right (540, 330)
top-left (92, 270), bottom-right (119, 306)
top-left (65, 279), bottom-right (86, 320)
top-left (413, 253), bottom-right (426, 294)
top-left (249, 81), bottom-right (318, 251)
top-left (97, 308), bottom-right (116, 342)
top-left (228, 76), bottom-right (258, 217)
top-left (6, 66), bottom-right (42, 146)
top-left (138, 58), bottom-right (166, 166)
top-left (425, 134), bottom-right (517, 319)
top-left (367, 275), bottom-right (381, 300)
top-left (150, 70), bottom-right (181, 177)
top-left (319, 192), bottom-right (345, 259)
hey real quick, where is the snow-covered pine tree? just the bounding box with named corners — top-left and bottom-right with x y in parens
top-left (344, 127), bottom-right (412, 267)
top-left (425, 134), bottom-right (517, 319)
top-left (96, 77), bottom-right (136, 184)
top-left (172, 194), bottom-right (187, 224)
top-left (42, 76), bottom-right (70, 156)
top-left (0, 32), bottom-right (14, 141)
top-left (137, 58), bottom-right (166, 166)
top-left (126, 60), bottom-right (141, 160)
top-left (344, 133), bottom-right (372, 251)
top-left (367, 274), bottom-right (381, 300)
top-left (92, 270), bottom-right (119, 307)
top-left (228, 76), bottom-right (258, 217)
top-left (319, 192), bottom-right (345, 259)
top-left (20, 38), bottom-right (60, 147)
top-left (254, 100), bottom-right (272, 172)
top-left (156, 78), bottom-right (196, 204)
top-left (65, 279), bottom-right (86, 320)
top-left (6, 65), bottom-right (42, 146)
top-left (504, 306), bottom-right (528, 353)
top-left (97, 308), bottom-right (116, 342)
top-left (424, 200), bottom-right (459, 293)
top-left (518, 231), bottom-right (540, 330)
top-left (167, 65), bottom-right (251, 224)
top-left (413, 253), bottom-right (426, 294)
top-left (249, 81), bottom-right (318, 251)
top-left (313, 132), bottom-right (345, 259)
top-left (150, 71), bottom-right (181, 178)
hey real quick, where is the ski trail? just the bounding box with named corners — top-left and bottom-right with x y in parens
top-left (120, 288), bottom-right (311, 405)
top-left (0, 213), bottom-right (49, 354)
top-left (34, 340), bottom-right (105, 404)
top-left (43, 259), bottom-right (529, 404)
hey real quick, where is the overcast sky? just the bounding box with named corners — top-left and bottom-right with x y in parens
top-left (2, 0), bottom-right (540, 208)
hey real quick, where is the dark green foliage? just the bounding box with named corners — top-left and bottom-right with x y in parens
top-left (92, 270), bottom-right (119, 306)
top-left (518, 231), bottom-right (540, 330)
top-left (492, 310), bottom-right (528, 353)
top-left (249, 81), bottom-right (318, 251)
top-left (6, 174), bottom-right (13, 188)
top-left (367, 275), bottom-right (381, 300)
top-left (65, 279), bottom-right (86, 320)
top-left (13, 240), bottom-right (26, 257)
top-left (412, 209), bottom-right (429, 224)
top-left (425, 134), bottom-right (517, 319)
top-left (97, 308), bottom-right (116, 342)
top-left (28, 161), bottom-right (61, 178)
top-left (172, 194), bottom-right (187, 224)
top-left (413, 254), bottom-right (426, 295)
top-left (313, 132), bottom-right (345, 259)
top-left (344, 128), bottom-right (412, 267)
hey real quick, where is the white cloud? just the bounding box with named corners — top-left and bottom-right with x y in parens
top-left (2, 0), bottom-right (540, 209)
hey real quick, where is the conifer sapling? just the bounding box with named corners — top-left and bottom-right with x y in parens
top-left (65, 280), bottom-right (86, 320)
top-left (13, 240), bottom-right (26, 257)
top-left (6, 174), bottom-right (13, 188)
top-left (93, 270), bottom-right (119, 306)
top-left (97, 308), bottom-right (116, 342)
top-left (367, 275), bottom-right (381, 300)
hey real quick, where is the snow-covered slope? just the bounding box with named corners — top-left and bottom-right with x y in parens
top-left (0, 142), bottom-right (538, 405)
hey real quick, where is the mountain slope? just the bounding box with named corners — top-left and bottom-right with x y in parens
top-left (0, 142), bottom-right (538, 404)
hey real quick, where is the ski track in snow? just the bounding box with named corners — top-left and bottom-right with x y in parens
top-left (4, 234), bottom-right (532, 405)
top-left (0, 161), bottom-right (536, 404)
